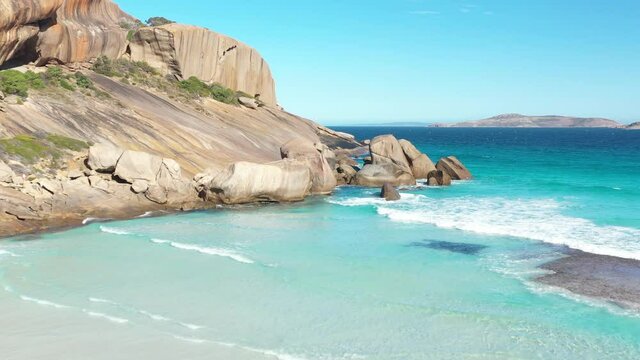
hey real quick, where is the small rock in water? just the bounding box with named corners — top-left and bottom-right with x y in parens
top-left (410, 240), bottom-right (487, 255)
top-left (380, 183), bottom-right (401, 201)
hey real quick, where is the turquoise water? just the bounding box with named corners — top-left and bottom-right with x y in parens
top-left (1, 128), bottom-right (639, 359)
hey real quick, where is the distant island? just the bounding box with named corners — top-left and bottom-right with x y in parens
top-left (432, 113), bottom-right (623, 128)
top-left (627, 122), bottom-right (640, 130)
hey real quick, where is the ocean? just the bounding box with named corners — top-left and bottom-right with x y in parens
top-left (1, 127), bottom-right (639, 359)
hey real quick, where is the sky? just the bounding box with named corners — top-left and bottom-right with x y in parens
top-left (116, 0), bottom-right (640, 125)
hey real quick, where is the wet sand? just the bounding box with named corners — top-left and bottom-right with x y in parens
top-left (537, 249), bottom-right (640, 310)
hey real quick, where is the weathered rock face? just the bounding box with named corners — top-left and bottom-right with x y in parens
top-left (129, 24), bottom-right (278, 106)
top-left (436, 156), bottom-right (472, 180)
top-left (355, 135), bottom-right (415, 187)
top-left (198, 160), bottom-right (312, 204)
top-left (280, 138), bottom-right (336, 195)
top-left (370, 135), bottom-right (412, 174)
top-left (114, 150), bottom-right (163, 183)
top-left (427, 170), bottom-right (452, 186)
top-left (87, 143), bottom-right (123, 172)
top-left (0, 0), bottom-right (132, 65)
top-left (355, 163), bottom-right (415, 187)
top-left (399, 139), bottom-right (436, 179)
top-left (0, 159), bottom-right (15, 183)
top-left (380, 183), bottom-right (401, 201)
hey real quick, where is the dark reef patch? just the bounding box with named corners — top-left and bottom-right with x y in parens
top-left (410, 240), bottom-right (488, 255)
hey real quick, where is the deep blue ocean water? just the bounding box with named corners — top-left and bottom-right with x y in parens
top-left (0, 128), bottom-right (639, 359)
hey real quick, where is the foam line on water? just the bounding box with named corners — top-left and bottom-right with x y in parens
top-left (151, 239), bottom-right (254, 264)
top-left (332, 194), bottom-right (640, 260)
top-left (82, 309), bottom-right (129, 324)
top-left (0, 249), bottom-right (19, 257)
top-left (99, 226), bottom-right (131, 235)
top-left (20, 295), bottom-right (69, 309)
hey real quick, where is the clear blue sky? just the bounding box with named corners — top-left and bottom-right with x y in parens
top-left (116, 0), bottom-right (640, 125)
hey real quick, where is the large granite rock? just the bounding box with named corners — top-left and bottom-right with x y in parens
top-left (128, 24), bottom-right (277, 106)
top-left (380, 183), bottom-right (401, 201)
top-left (427, 170), bottom-right (452, 186)
top-left (399, 139), bottom-right (436, 179)
top-left (87, 143), bottom-right (123, 173)
top-left (0, 0), bottom-right (133, 66)
top-left (114, 150), bottom-right (163, 183)
top-left (354, 164), bottom-right (415, 187)
top-left (0, 159), bottom-right (15, 183)
top-left (198, 160), bottom-right (311, 204)
top-left (436, 156), bottom-right (472, 180)
top-left (280, 138), bottom-right (336, 195)
top-left (370, 135), bottom-right (412, 174)
top-left (354, 135), bottom-right (416, 187)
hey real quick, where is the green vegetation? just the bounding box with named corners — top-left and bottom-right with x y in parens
top-left (127, 30), bottom-right (136, 41)
top-left (0, 70), bottom-right (45, 98)
top-left (0, 67), bottom-right (96, 98)
top-left (74, 72), bottom-right (93, 89)
top-left (146, 17), bottom-right (174, 27)
top-left (45, 134), bottom-right (90, 152)
top-left (0, 134), bottom-right (88, 164)
top-left (178, 76), bottom-right (250, 104)
top-left (91, 56), bottom-right (158, 78)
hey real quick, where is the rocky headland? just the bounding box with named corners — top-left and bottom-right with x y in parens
top-left (434, 113), bottom-right (623, 128)
top-left (0, 0), bottom-right (471, 237)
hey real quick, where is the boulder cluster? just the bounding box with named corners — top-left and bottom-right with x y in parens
top-left (195, 138), bottom-right (337, 204)
top-left (334, 134), bottom-right (472, 188)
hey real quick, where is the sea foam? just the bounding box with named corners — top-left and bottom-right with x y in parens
top-left (331, 195), bottom-right (640, 260)
top-left (82, 309), bottom-right (129, 324)
top-left (99, 226), bottom-right (131, 235)
top-left (20, 295), bottom-right (69, 309)
top-left (151, 239), bottom-right (254, 264)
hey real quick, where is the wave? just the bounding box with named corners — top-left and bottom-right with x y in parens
top-left (173, 335), bottom-right (208, 344)
top-left (99, 226), bottom-right (131, 235)
top-left (180, 322), bottom-right (205, 330)
top-left (82, 309), bottom-right (129, 324)
top-left (331, 194), bottom-right (640, 260)
top-left (88, 297), bottom-right (118, 305)
top-left (0, 249), bottom-right (19, 257)
top-left (20, 295), bottom-right (69, 309)
top-left (151, 239), bottom-right (254, 264)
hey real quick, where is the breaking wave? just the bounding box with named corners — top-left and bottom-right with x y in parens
top-left (151, 239), bottom-right (254, 264)
top-left (330, 194), bottom-right (640, 260)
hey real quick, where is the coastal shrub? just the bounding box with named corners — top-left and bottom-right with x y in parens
top-left (0, 70), bottom-right (45, 98)
top-left (44, 66), bottom-right (64, 83)
top-left (179, 76), bottom-right (211, 97)
top-left (146, 17), bottom-right (174, 27)
top-left (91, 56), bottom-right (158, 78)
top-left (178, 77), bottom-right (241, 104)
top-left (46, 134), bottom-right (90, 152)
top-left (92, 56), bottom-right (120, 77)
top-left (0, 134), bottom-right (88, 163)
top-left (127, 30), bottom-right (136, 41)
top-left (74, 72), bottom-right (93, 89)
top-left (0, 135), bottom-right (53, 163)
top-left (59, 78), bottom-right (75, 91)
top-left (210, 83), bottom-right (238, 104)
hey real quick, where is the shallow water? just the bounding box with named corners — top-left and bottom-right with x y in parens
top-left (1, 128), bottom-right (639, 359)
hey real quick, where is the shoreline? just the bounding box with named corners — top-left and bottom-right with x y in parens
top-left (3, 194), bottom-right (640, 316)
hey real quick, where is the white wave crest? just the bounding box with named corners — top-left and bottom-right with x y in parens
top-left (333, 194), bottom-right (640, 260)
top-left (89, 297), bottom-right (118, 305)
top-left (0, 249), bottom-right (19, 257)
top-left (99, 226), bottom-right (131, 235)
top-left (20, 295), bottom-right (69, 309)
top-left (140, 310), bottom-right (171, 322)
top-left (151, 239), bottom-right (254, 264)
top-left (180, 322), bottom-right (205, 330)
top-left (173, 335), bottom-right (208, 344)
top-left (82, 309), bottom-right (129, 324)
